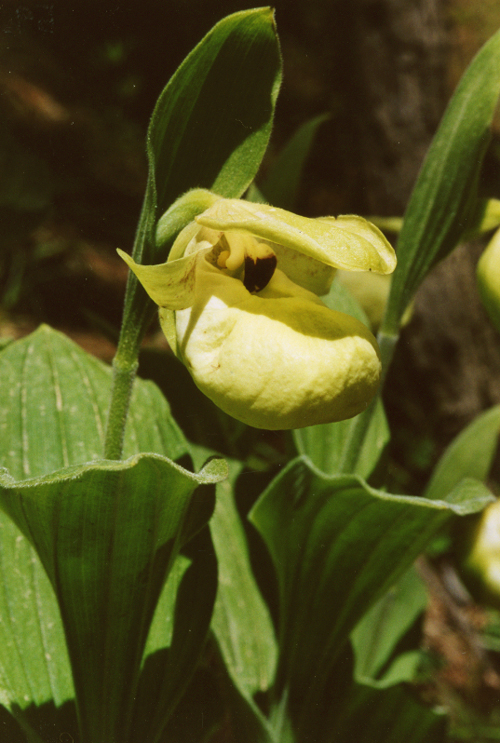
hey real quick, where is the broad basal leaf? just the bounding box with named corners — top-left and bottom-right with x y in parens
top-left (131, 527), bottom-right (218, 743)
top-left (0, 454), bottom-right (224, 743)
top-left (0, 509), bottom-right (76, 743)
top-left (249, 456), bottom-right (492, 734)
top-left (0, 324), bottom-right (188, 482)
top-left (0, 325), bottom-right (227, 743)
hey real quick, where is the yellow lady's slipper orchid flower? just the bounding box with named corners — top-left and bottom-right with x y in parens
top-left (118, 194), bottom-right (396, 430)
top-left (458, 499), bottom-right (500, 608)
top-left (477, 227), bottom-right (500, 333)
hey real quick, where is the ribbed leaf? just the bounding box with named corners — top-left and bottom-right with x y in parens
top-left (0, 510), bottom-right (76, 743)
top-left (249, 457), bottom-right (492, 736)
top-left (382, 28), bottom-right (500, 334)
top-left (0, 325), bottom-right (188, 482)
top-left (132, 527), bottom-right (218, 743)
top-left (0, 455), bottom-right (224, 743)
top-left (0, 325), bottom-right (226, 743)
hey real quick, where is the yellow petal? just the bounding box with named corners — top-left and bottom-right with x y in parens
top-left (269, 241), bottom-right (336, 295)
top-left (170, 262), bottom-right (381, 430)
top-left (195, 199), bottom-right (396, 275)
top-left (460, 500), bottom-right (500, 607)
top-left (477, 227), bottom-right (500, 333)
top-left (117, 248), bottom-right (200, 310)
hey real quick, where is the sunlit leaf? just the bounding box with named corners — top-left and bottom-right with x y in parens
top-left (0, 325), bottom-right (226, 743)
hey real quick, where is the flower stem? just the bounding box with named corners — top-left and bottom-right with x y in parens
top-left (103, 189), bottom-right (221, 460)
top-left (104, 356), bottom-right (139, 461)
top-left (103, 271), bottom-right (157, 460)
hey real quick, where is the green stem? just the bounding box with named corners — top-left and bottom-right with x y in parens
top-left (104, 356), bottom-right (139, 461)
top-left (337, 330), bottom-right (398, 474)
top-left (103, 189), bottom-right (213, 460)
top-left (376, 330), bottom-right (399, 383)
top-left (103, 272), bottom-right (157, 460)
top-left (337, 399), bottom-right (377, 475)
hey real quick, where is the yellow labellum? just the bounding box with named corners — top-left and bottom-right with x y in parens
top-left (119, 193), bottom-right (396, 429)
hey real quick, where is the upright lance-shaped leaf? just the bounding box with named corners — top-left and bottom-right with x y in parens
top-left (249, 457), bottom-right (493, 738)
top-left (382, 28), bottom-right (500, 337)
top-left (137, 6), bottom-right (282, 267)
top-left (0, 326), bottom-right (227, 743)
top-left (424, 404), bottom-right (500, 500)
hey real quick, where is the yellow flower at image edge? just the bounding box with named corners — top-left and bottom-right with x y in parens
top-left (477, 226), bottom-right (500, 333)
top-left (119, 195), bottom-right (397, 430)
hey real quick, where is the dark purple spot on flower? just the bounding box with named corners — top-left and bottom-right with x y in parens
top-left (243, 253), bottom-right (277, 293)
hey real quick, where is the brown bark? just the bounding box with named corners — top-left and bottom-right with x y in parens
top-left (349, 0), bottom-right (449, 214)
top-left (339, 0), bottom-right (500, 471)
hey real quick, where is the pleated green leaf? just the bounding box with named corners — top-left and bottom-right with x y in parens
top-left (0, 324), bottom-right (188, 483)
top-left (382, 28), bottom-right (500, 335)
top-left (131, 527), bottom-right (218, 743)
top-left (249, 457), bottom-right (492, 735)
top-left (0, 325), bottom-right (227, 743)
top-left (0, 454), bottom-right (224, 743)
top-left (0, 510), bottom-right (76, 743)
